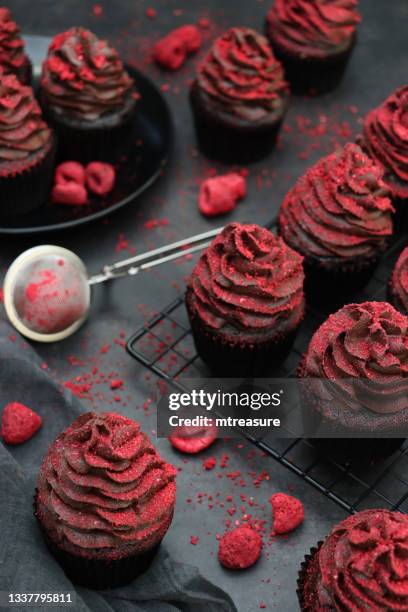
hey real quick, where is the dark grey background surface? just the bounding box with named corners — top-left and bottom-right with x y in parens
top-left (1, 1), bottom-right (408, 610)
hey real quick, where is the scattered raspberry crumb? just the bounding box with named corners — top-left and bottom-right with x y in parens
top-left (218, 526), bottom-right (262, 570)
top-left (1, 402), bottom-right (42, 445)
top-left (190, 535), bottom-right (199, 545)
top-left (259, 604), bottom-right (266, 609)
top-left (198, 18), bottom-right (210, 28)
top-left (203, 456), bottom-right (217, 470)
top-left (146, 7), bottom-right (156, 19)
top-left (269, 493), bottom-right (304, 535)
top-left (92, 4), bottom-right (103, 16)
top-left (0, 287), bottom-right (3, 303)
top-left (63, 381), bottom-right (92, 398)
top-left (144, 218), bottom-right (169, 230)
top-left (115, 233), bottom-right (136, 254)
top-left (154, 25), bottom-right (201, 71)
top-left (199, 173), bottom-right (247, 217)
top-left (220, 453), bottom-right (229, 468)
top-left (110, 379), bottom-right (124, 390)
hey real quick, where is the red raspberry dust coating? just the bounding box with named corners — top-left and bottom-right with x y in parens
top-left (1, 402), bottom-right (42, 445)
top-left (55, 161), bottom-right (86, 186)
top-left (86, 162), bottom-right (116, 195)
top-left (199, 173), bottom-right (247, 217)
top-left (36, 412), bottom-right (176, 559)
top-left (269, 492), bottom-right (304, 535)
top-left (154, 25), bottom-right (202, 71)
top-left (169, 422), bottom-right (217, 454)
top-left (218, 526), bottom-right (262, 569)
top-left (300, 509), bottom-right (408, 610)
top-left (19, 265), bottom-right (88, 334)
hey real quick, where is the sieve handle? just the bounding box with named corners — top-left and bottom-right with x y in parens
top-left (88, 227), bottom-right (223, 286)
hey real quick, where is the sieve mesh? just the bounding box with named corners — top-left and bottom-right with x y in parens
top-left (6, 249), bottom-right (90, 338)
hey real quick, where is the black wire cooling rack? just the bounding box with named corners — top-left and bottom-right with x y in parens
top-left (127, 230), bottom-right (408, 516)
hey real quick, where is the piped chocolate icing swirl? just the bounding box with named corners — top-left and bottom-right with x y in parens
top-left (316, 509), bottom-right (408, 611)
top-left (362, 86), bottom-right (408, 191)
top-left (267, 0), bottom-right (361, 57)
top-left (0, 71), bottom-right (52, 163)
top-left (278, 143), bottom-right (394, 263)
top-left (390, 247), bottom-right (408, 315)
top-left (302, 301), bottom-right (408, 415)
top-left (0, 8), bottom-right (27, 76)
top-left (36, 412), bottom-right (176, 557)
top-left (196, 27), bottom-right (289, 122)
top-left (41, 27), bottom-right (135, 121)
top-left (188, 223), bottom-right (304, 336)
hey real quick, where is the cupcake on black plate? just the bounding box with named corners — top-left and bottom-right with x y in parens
top-left (190, 27), bottom-right (290, 164)
top-left (0, 8), bottom-right (31, 84)
top-left (360, 86), bottom-right (408, 228)
top-left (265, 0), bottom-right (360, 95)
top-left (186, 222), bottom-right (305, 377)
top-left (35, 412), bottom-right (177, 589)
top-left (0, 70), bottom-right (56, 217)
top-left (40, 27), bottom-right (138, 164)
top-left (389, 246), bottom-right (408, 315)
top-left (298, 509), bottom-right (408, 611)
top-left (278, 143), bottom-right (394, 306)
top-left (299, 301), bottom-right (408, 463)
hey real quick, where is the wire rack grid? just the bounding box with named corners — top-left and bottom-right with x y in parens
top-left (127, 230), bottom-right (408, 515)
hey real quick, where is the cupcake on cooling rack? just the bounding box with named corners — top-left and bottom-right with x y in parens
top-left (190, 27), bottom-right (290, 164)
top-left (35, 412), bottom-right (177, 589)
top-left (298, 509), bottom-right (408, 611)
top-left (360, 86), bottom-right (408, 227)
top-left (40, 27), bottom-right (138, 163)
top-left (278, 143), bottom-right (394, 305)
top-left (0, 8), bottom-right (31, 84)
top-left (299, 301), bottom-right (408, 463)
top-left (389, 246), bottom-right (408, 315)
top-left (186, 222), bottom-right (305, 377)
top-left (0, 70), bottom-right (56, 217)
top-left (265, 0), bottom-right (361, 94)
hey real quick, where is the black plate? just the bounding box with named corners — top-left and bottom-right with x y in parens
top-left (0, 36), bottom-right (172, 235)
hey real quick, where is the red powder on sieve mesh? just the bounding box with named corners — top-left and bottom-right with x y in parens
top-left (19, 267), bottom-right (87, 334)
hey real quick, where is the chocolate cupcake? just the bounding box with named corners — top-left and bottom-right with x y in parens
top-left (298, 509), bottom-right (408, 611)
top-left (34, 412), bottom-right (177, 589)
top-left (389, 246), bottom-right (408, 315)
top-left (299, 301), bottom-right (408, 463)
top-left (186, 223), bottom-right (305, 377)
top-left (278, 143), bottom-right (394, 306)
top-left (0, 8), bottom-right (31, 84)
top-left (360, 86), bottom-right (408, 228)
top-left (40, 27), bottom-right (137, 164)
top-left (190, 27), bottom-right (290, 164)
top-left (265, 0), bottom-right (360, 95)
top-left (0, 71), bottom-right (56, 217)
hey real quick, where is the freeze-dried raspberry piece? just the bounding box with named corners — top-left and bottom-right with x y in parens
top-left (169, 422), bottom-right (217, 454)
top-left (218, 526), bottom-right (262, 569)
top-left (55, 161), bottom-right (86, 186)
top-left (269, 492), bottom-right (304, 535)
top-left (154, 25), bottom-right (202, 70)
top-left (1, 402), bottom-right (42, 445)
top-left (85, 162), bottom-right (116, 196)
top-left (52, 182), bottom-right (88, 206)
top-left (199, 173), bottom-right (247, 217)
